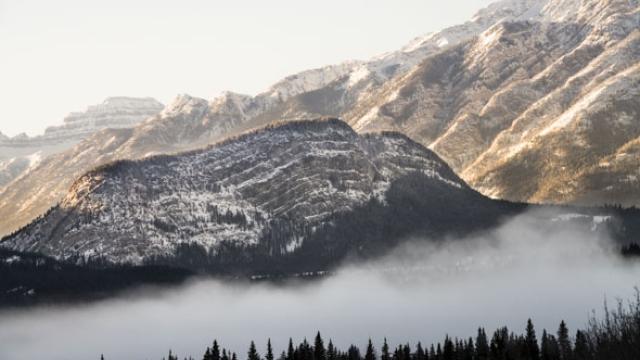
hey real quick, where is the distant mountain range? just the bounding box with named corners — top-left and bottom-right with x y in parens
top-left (0, 97), bottom-right (163, 189)
top-left (0, 0), bottom-right (638, 242)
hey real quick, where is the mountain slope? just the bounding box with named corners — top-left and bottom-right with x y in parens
top-left (0, 119), bottom-right (488, 266)
top-left (346, 0), bottom-right (640, 205)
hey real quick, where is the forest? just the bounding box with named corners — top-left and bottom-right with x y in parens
top-left (111, 291), bottom-right (640, 360)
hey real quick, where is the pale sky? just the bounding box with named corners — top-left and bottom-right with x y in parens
top-left (0, 0), bottom-right (494, 137)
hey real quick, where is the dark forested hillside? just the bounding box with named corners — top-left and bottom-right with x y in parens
top-left (0, 249), bottom-right (191, 307)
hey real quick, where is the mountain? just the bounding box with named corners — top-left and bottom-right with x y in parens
top-left (345, 0), bottom-right (640, 205)
top-left (0, 0), bottom-right (554, 237)
top-left (0, 119), bottom-right (510, 268)
top-left (5, 119), bottom-right (639, 278)
top-left (0, 97), bottom-right (164, 189)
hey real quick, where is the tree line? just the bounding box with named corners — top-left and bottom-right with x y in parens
top-left (102, 290), bottom-right (640, 360)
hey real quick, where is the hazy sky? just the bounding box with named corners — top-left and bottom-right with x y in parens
top-left (0, 0), bottom-right (494, 137)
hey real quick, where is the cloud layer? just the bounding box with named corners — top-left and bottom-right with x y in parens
top-left (1, 210), bottom-right (639, 360)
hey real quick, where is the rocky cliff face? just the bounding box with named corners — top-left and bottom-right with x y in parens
top-left (0, 119), bottom-right (470, 264)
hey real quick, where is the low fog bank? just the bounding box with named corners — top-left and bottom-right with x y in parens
top-left (1, 210), bottom-right (639, 360)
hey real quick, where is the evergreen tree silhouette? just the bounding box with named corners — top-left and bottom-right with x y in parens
top-left (415, 342), bottom-right (425, 360)
top-left (525, 319), bottom-right (540, 360)
top-left (212, 340), bottom-right (221, 360)
top-left (347, 345), bottom-right (361, 360)
top-left (267, 339), bottom-right (275, 360)
top-left (381, 339), bottom-right (390, 360)
top-left (442, 336), bottom-right (454, 360)
top-left (475, 328), bottom-right (489, 360)
top-left (287, 339), bottom-right (295, 360)
top-left (557, 321), bottom-right (572, 360)
top-left (402, 345), bottom-right (411, 360)
top-left (315, 332), bottom-right (327, 360)
top-left (328, 340), bottom-right (337, 360)
top-left (573, 330), bottom-right (589, 360)
top-left (364, 339), bottom-right (376, 360)
top-left (541, 330), bottom-right (560, 360)
top-left (248, 341), bottom-right (261, 360)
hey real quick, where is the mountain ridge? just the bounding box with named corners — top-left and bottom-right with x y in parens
top-left (1, 119), bottom-right (474, 265)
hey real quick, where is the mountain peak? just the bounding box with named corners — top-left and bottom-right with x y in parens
top-left (161, 94), bottom-right (209, 117)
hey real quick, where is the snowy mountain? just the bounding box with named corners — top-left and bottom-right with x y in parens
top-left (0, 119), bottom-right (486, 266)
top-left (1, 0), bottom-right (639, 239)
top-left (0, 97), bottom-right (163, 189)
top-left (346, 0), bottom-right (640, 205)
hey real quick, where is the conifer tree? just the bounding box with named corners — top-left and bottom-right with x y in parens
top-left (212, 341), bottom-right (221, 360)
top-left (365, 339), bottom-right (376, 360)
top-left (415, 342), bottom-right (425, 360)
top-left (463, 338), bottom-right (473, 360)
top-left (204, 348), bottom-right (212, 360)
top-left (328, 340), bottom-right (337, 360)
top-left (287, 339), bottom-right (295, 360)
top-left (402, 344), bottom-right (411, 360)
top-left (315, 332), bottom-right (327, 360)
top-left (267, 339), bottom-right (274, 360)
top-left (557, 321), bottom-right (572, 360)
top-left (393, 346), bottom-right (402, 360)
top-left (233, 352), bottom-right (238, 360)
top-left (381, 339), bottom-right (390, 360)
top-left (222, 349), bottom-right (229, 360)
top-left (490, 327), bottom-right (509, 360)
top-left (248, 341), bottom-right (261, 360)
top-left (541, 331), bottom-right (560, 360)
top-left (525, 319), bottom-right (540, 360)
top-left (573, 331), bottom-right (590, 360)
top-left (301, 338), bottom-right (313, 360)
top-left (442, 336), bottom-right (454, 360)
top-left (475, 328), bottom-right (489, 360)
top-left (347, 345), bottom-right (361, 360)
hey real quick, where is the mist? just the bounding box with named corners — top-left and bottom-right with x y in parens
top-left (1, 209), bottom-right (639, 360)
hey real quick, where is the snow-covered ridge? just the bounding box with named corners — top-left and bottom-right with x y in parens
top-left (2, 119), bottom-right (467, 264)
